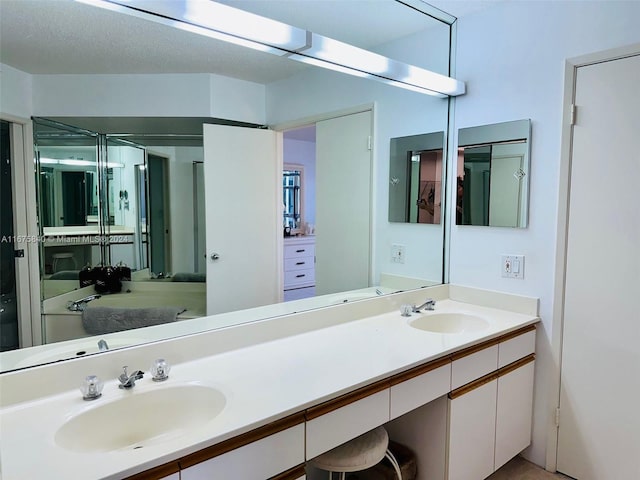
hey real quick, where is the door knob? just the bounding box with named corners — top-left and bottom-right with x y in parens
top-left (210, 253), bottom-right (220, 260)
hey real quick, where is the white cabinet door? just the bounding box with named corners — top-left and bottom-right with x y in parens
top-left (203, 124), bottom-right (282, 315)
top-left (451, 344), bottom-right (498, 390)
top-left (181, 424), bottom-right (304, 480)
top-left (306, 389), bottom-right (389, 459)
top-left (495, 360), bottom-right (535, 471)
top-left (390, 362), bottom-right (451, 420)
top-left (447, 379), bottom-right (497, 480)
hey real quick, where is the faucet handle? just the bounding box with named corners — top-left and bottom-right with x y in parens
top-left (150, 358), bottom-right (171, 382)
top-left (80, 375), bottom-right (104, 401)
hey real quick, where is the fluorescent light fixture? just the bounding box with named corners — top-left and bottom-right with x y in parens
top-left (303, 34), bottom-right (390, 75)
top-left (76, 0), bottom-right (466, 97)
top-left (40, 157), bottom-right (124, 168)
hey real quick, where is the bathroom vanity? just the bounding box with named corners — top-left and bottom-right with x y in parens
top-left (0, 285), bottom-right (538, 480)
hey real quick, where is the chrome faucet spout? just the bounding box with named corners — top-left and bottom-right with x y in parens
top-left (412, 298), bottom-right (436, 312)
top-left (118, 366), bottom-right (144, 389)
top-left (67, 294), bottom-right (102, 312)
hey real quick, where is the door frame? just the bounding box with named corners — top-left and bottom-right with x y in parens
top-left (272, 103), bottom-right (376, 287)
top-left (1, 114), bottom-right (40, 347)
top-left (548, 42), bottom-right (640, 471)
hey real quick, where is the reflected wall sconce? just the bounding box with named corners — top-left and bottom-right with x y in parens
top-left (76, 0), bottom-right (466, 98)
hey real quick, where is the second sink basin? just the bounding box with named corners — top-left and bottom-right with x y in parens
top-left (55, 384), bottom-right (226, 453)
top-left (410, 313), bottom-right (489, 334)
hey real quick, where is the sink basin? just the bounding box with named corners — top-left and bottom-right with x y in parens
top-left (410, 313), bottom-right (489, 334)
top-left (55, 385), bottom-right (226, 453)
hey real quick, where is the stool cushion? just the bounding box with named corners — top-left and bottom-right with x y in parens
top-left (312, 426), bottom-right (389, 472)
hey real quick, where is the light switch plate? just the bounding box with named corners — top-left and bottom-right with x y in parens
top-left (391, 244), bottom-right (406, 264)
top-left (501, 255), bottom-right (524, 279)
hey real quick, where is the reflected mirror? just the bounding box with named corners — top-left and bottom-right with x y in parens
top-left (389, 132), bottom-right (444, 224)
top-left (456, 119), bottom-right (531, 228)
top-left (0, 0), bottom-right (457, 372)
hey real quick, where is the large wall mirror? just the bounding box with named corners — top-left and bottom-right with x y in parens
top-left (0, 0), bottom-right (458, 372)
top-left (456, 119), bottom-right (532, 228)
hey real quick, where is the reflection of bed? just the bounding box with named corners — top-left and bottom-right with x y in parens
top-left (172, 272), bottom-right (206, 282)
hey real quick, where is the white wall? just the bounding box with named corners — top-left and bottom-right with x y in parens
top-left (0, 63), bottom-right (32, 119)
top-left (267, 67), bottom-right (449, 284)
top-left (7, 70), bottom-right (267, 124)
top-left (451, 0), bottom-right (640, 467)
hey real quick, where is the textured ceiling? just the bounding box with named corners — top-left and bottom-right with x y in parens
top-left (0, 1), bottom-right (501, 83)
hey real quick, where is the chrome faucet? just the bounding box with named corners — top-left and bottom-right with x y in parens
top-left (67, 294), bottom-right (102, 312)
top-left (412, 298), bottom-right (436, 312)
top-left (118, 366), bottom-right (144, 389)
top-left (97, 339), bottom-right (109, 352)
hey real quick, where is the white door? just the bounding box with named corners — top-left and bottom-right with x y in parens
top-left (203, 124), bottom-right (282, 315)
top-left (557, 54), bottom-right (640, 479)
top-left (315, 111), bottom-right (372, 295)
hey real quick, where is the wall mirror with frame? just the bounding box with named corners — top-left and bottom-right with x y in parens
top-left (0, 0), bottom-right (461, 372)
top-left (456, 119), bottom-right (532, 228)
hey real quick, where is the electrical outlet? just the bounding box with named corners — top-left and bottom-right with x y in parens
top-left (391, 244), bottom-right (406, 264)
top-left (501, 255), bottom-right (525, 279)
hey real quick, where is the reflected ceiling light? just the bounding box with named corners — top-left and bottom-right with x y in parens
top-left (75, 0), bottom-right (465, 97)
top-left (302, 34), bottom-right (390, 75)
top-left (40, 158), bottom-right (124, 168)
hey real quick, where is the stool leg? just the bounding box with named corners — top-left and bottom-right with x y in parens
top-left (385, 449), bottom-right (403, 480)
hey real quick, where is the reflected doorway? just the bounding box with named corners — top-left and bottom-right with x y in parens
top-left (0, 120), bottom-right (19, 351)
top-left (147, 153), bottom-right (171, 276)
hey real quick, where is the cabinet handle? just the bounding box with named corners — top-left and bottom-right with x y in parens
top-left (295, 261), bottom-right (305, 265)
top-left (296, 274), bottom-right (306, 278)
top-left (296, 249), bottom-right (305, 253)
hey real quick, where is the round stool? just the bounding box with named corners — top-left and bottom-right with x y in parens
top-left (311, 426), bottom-right (403, 480)
top-left (52, 252), bottom-right (77, 273)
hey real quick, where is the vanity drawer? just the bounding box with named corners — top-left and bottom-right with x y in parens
top-left (498, 327), bottom-right (536, 368)
top-left (451, 344), bottom-right (498, 390)
top-left (181, 423), bottom-right (305, 480)
top-left (284, 244), bottom-right (315, 259)
top-left (284, 269), bottom-right (315, 287)
top-left (305, 385), bottom-right (390, 459)
top-left (284, 257), bottom-right (314, 271)
top-left (390, 358), bottom-right (451, 419)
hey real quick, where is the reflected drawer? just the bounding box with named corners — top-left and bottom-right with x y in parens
top-left (284, 257), bottom-right (314, 271)
top-left (284, 244), bottom-right (315, 259)
top-left (284, 269), bottom-right (315, 287)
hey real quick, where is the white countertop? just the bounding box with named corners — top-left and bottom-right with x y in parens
top-left (0, 297), bottom-right (538, 480)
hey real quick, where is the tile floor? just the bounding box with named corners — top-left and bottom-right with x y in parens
top-left (488, 456), bottom-right (573, 479)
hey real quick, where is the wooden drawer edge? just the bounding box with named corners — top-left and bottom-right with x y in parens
top-left (449, 371), bottom-right (499, 399)
top-left (305, 379), bottom-right (391, 421)
top-left (499, 324), bottom-right (537, 343)
top-left (269, 464), bottom-right (306, 480)
top-left (125, 461), bottom-right (180, 480)
top-left (498, 353), bottom-right (535, 377)
top-left (449, 353), bottom-right (536, 400)
top-left (450, 323), bottom-right (537, 361)
top-left (179, 412), bottom-right (305, 469)
top-left (389, 356), bottom-right (451, 386)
